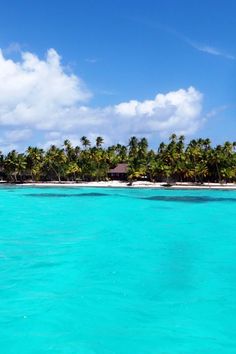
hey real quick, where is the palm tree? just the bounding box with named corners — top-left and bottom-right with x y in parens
top-left (80, 136), bottom-right (91, 149)
top-left (147, 150), bottom-right (157, 181)
top-left (26, 146), bottom-right (44, 181)
top-left (65, 162), bottom-right (81, 181)
top-left (0, 134), bottom-right (235, 183)
top-left (185, 139), bottom-right (203, 182)
top-left (4, 150), bottom-right (27, 182)
top-left (44, 145), bottom-right (67, 182)
top-left (158, 142), bottom-right (166, 154)
top-left (95, 136), bottom-right (104, 148)
top-left (208, 145), bottom-right (224, 182)
top-left (114, 144), bottom-right (128, 162)
top-left (128, 136), bottom-right (138, 157)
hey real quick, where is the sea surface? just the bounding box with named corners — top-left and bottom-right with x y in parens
top-left (0, 186), bottom-right (236, 354)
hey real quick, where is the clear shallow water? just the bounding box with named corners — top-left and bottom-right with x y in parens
top-left (0, 187), bottom-right (236, 354)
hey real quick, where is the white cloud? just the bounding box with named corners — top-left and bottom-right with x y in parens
top-left (0, 48), bottom-right (204, 150)
top-left (0, 48), bottom-right (91, 127)
top-left (3, 42), bottom-right (22, 55)
top-left (85, 58), bottom-right (99, 64)
top-left (188, 42), bottom-right (235, 60)
top-left (206, 105), bottom-right (229, 118)
top-left (3, 128), bottom-right (32, 142)
top-left (128, 18), bottom-right (235, 61)
top-left (0, 128), bottom-right (32, 153)
top-left (112, 87), bottom-right (203, 137)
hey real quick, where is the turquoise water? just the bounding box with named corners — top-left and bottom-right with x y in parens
top-left (0, 187), bottom-right (236, 354)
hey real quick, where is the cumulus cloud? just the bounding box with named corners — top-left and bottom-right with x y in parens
top-left (0, 48), bottom-right (204, 150)
top-left (114, 87), bottom-right (202, 135)
top-left (0, 48), bottom-right (91, 127)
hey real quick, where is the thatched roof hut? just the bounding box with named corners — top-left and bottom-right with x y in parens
top-left (108, 163), bottom-right (128, 180)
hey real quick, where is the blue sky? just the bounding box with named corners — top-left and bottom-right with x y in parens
top-left (0, 0), bottom-right (235, 151)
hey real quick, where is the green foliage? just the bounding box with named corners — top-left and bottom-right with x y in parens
top-left (0, 135), bottom-right (235, 183)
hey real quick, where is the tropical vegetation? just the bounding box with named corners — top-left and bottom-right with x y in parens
top-left (0, 134), bottom-right (235, 183)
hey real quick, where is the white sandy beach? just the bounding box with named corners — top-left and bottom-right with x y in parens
top-left (18, 181), bottom-right (236, 189)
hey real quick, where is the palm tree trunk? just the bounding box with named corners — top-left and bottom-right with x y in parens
top-left (215, 163), bottom-right (221, 183)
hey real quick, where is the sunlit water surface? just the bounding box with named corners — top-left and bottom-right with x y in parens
top-left (0, 186), bottom-right (236, 353)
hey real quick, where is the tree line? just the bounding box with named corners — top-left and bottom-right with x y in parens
top-left (0, 134), bottom-right (235, 183)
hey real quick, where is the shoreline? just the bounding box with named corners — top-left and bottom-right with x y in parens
top-left (1, 180), bottom-right (236, 189)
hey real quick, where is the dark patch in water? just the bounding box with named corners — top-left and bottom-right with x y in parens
top-left (25, 192), bottom-right (108, 198)
top-left (31, 261), bottom-right (62, 269)
top-left (163, 240), bottom-right (195, 290)
top-left (142, 196), bottom-right (236, 203)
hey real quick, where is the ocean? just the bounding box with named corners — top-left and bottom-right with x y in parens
top-left (0, 186), bottom-right (236, 353)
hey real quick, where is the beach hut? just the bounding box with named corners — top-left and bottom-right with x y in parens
top-left (108, 163), bottom-right (128, 180)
